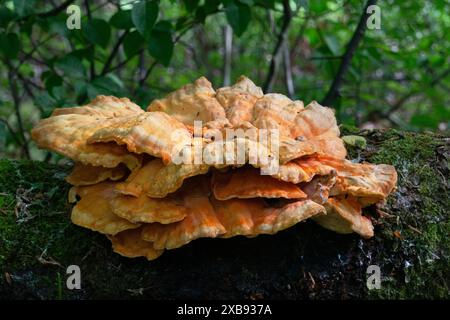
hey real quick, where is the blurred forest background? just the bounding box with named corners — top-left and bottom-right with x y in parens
top-left (0, 0), bottom-right (449, 160)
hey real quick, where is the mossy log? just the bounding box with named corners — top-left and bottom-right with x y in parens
top-left (0, 128), bottom-right (449, 299)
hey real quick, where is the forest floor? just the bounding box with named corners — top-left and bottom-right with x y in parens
top-left (0, 127), bottom-right (449, 299)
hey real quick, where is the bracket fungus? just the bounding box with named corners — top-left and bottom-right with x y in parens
top-left (31, 77), bottom-right (397, 261)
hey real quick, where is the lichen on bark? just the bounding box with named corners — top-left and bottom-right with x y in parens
top-left (0, 129), bottom-right (448, 299)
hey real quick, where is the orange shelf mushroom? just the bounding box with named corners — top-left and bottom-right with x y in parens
top-left (31, 76), bottom-right (397, 261)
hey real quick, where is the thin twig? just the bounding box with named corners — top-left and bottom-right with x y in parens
top-left (138, 52), bottom-right (146, 82)
top-left (20, 35), bottom-right (56, 65)
top-left (138, 61), bottom-right (157, 87)
top-left (107, 51), bottom-right (141, 74)
top-left (39, 0), bottom-right (75, 18)
top-left (321, 0), bottom-right (377, 106)
top-left (0, 118), bottom-right (23, 146)
top-left (138, 24), bottom-right (197, 86)
top-left (223, 25), bottom-right (233, 86)
top-left (282, 42), bottom-right (294, 98)
top-left (263, 0), bottom-right (293, 93)
top-left (84, 0), bottom-right (92, 19)
top-left (310, 55), bottom-right (342, 60)
top-left (101, 30), bottom-right (129, 76)
top-left (84, 0), bottom-right (95, 79)
top-left (17, 0), bottom-right (75, 21)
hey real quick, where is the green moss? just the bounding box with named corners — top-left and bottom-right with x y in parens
top-left (339, 124), bottom-right (361, 135)
top-left (363, 130), bottom-right (449, 299)
top-left (370, 131), bottom-right (438, 164)
top-left (0, 160), bottom-right (98, 298)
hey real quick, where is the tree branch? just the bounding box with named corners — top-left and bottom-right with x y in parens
top-left (107, 51), bottom-right (143, 74)
top-left (137, 24), bottom-right (197, 87)
top-left (282, 41), bottom-right (294, 98)
top-left (84, 0), bottom-right (95, 79)
top-left (263, 0), bottom-right (293, 93)
top-left (321, 0), bottom-right (377, 106)
top-left (138, 52), bottom-right (146, 82)
top-left (138, 61), bottom-right (157, 87)
top-left (0, 118), bottom-right (23, 147)
top-left (101, 30), bottom-right (129, 76)
top-left (39, 0), bottom-right (75, 18)
top-left (84, 0), bottom-right (92, 19)
top-left (17, 0), bottom-right (75, 21)
top-left (223, 25), bottom-right (233, 86)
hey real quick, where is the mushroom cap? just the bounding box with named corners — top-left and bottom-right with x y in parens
top-left (114, 158), bottom-right (211, 198)
top-left (109, 227), bottom-right (163, 260)
top-left (147, 76), bottom-right (229, 127)
top-left (65, 162), bottom-right (129, 186)
top-left (86, 112), bottom-right (193, 164)
top-left (212, 166), bottom-right (307, 200)
top-left (313, 196), bottom-right (374, 239)
top-left (320, 156), bottom-right (398, 206)
top-left (110, 193), bottom-right (187, 224)
top-left (30, 76), bottom-right (399, 259)
top-left (141, 176), bottom-right (326, 249)
top-left (31, 96), bottom-right (143, 170)
top-left (70, 182), bottom-right (141, 235)
top-left (52, 95), bottom-right (143, 117)
top-left (216, 76), bottom-right (263, 126)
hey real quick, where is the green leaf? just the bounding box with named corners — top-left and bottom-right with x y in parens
top-left (147, 27), bottom-right (173, 66)
top-left (87, 75), bottom-right (126, 99)
top-left (183, 0), bottom-right (200, 11)
top-left (110, 10), bottom-right (134, 29)
top-left (123, 31), bottom-right (144, 58)
top-left (70, 47), bottom-right (94, 61)
top-left (42, 71), bottom-right (63, 92)
top-left (309, 0), bottom-right (327, 14)
top-left (13, 0), bottom-right (35, 17)
top-left (254, 0), bottom-right (275, 9)
top-left (194, 0), bottom-right (221, 24)
top-left (46, 16), bottom-right (70, 37)
top-left (204, 0), bottom-right (222, 12)
top-left (50, 85), bottom-right (68, 102)
top-left (134, 87), bottom-right (157, 108)
top-left (34, 92), bottom-right (58, 118)
top-left (153, 20), bottom-right (172, 32)
top-left (175, 16), bottom-right (189, 31)
top-left (225, 1), bottom-right (251, 37)
top-left (323, 34), bottom-right (340, 55)
top-left (296, 0), bottom-right (308, 9)
top-left (83, 19), bottom-right (111, 48)
top-left (54, 55), bottom-right (85, 77)
top-left (0, 33), bottom-right (21, 59)
top-left (0, 7), bottom-right (15, 29)
top-left (73, 80), bottom-right (87, 100)
top-left (132, 0), bottom-right (159, 38)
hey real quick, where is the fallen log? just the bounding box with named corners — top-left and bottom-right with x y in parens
top-left (0, 128), bottom-right (448, 299)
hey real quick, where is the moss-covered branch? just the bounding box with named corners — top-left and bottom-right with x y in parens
top-left (0, 129), bottom-right (448, 299)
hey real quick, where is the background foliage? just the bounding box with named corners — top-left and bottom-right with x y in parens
top-left (0, 0), bottom-right (449, 160)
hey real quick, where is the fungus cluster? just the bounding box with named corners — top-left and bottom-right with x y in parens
top-left (31, 76), bottom-right (397, 260)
